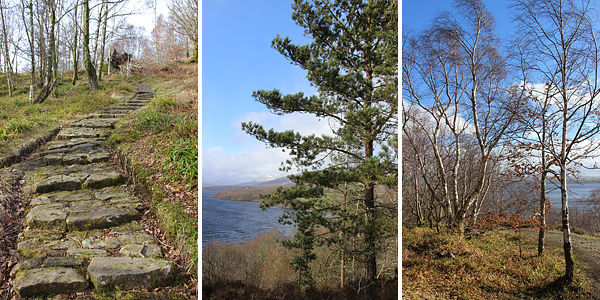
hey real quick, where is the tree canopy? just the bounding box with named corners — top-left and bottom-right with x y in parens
top-left (242, 0), bottom-right (397, 291)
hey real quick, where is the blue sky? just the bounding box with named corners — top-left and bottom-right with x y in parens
top-left (202, 0), bottom-right (331, 185)
top-left (201, 0), bottom-right (531, 186)
top-left (403, 0), bottom-right (511, 39)
top-left (403, 0), bottom-right (600, 177)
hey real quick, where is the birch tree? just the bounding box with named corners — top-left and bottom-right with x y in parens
top-left (511, 0), bottom-right (600, 282)
top-left (168, 0), bottom-right (197, 62)
top-left (403, 0), bottom-right (520, 232)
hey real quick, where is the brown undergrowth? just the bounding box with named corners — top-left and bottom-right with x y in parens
top-left (202, 230), bottom-right (398, 300)
top-left (109, 63), bottom-right (198, 296)
top-left (403, 226), bottom-right (593, 299)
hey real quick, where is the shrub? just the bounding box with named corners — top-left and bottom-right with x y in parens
top-left (136, 108), bottom-right (170, 131)
top-left (162, 137), bottom-right (197, 185)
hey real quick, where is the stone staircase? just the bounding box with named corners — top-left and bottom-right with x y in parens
top-left (10, 85), bottom-right (174, 298)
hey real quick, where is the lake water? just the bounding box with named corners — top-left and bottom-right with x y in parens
top-left (545, 182), bottom-right (600, 208)
top-left (202, 190), bottom-right (296, 245)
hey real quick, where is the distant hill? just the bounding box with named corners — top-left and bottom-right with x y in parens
top-left (210, 186), bottom-right (287, 202)
top-left (203, 175), bottom-right (293, 190)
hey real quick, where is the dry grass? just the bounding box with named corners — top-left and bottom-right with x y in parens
top-left (108, 63), bottom-right (198, 290)
top-left (202, 230), bottom-right (398, 300)
top-left (0, 74), bottom-right (131, 161)
top-left (402, 226), bottom-right (593, 299)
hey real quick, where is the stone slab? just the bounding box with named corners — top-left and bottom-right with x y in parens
top-left (69, 118), bottom-right (118, 128)
top-left (35, 175), bottom-right (82, 194)
top-left (42, 257), bottom-right (85, 267)
top-left (82, 236), bottom-right (121, 249)
top-left (56, 127), bottom-right (111, 140)
top-left (14, 267), bottom-right (88, 297)
top-left (87, 257), bottom-right (172, 291)
top-left (93, 113), bottom-right (127, 118)
top-left (66, 207), bottom-right (139, 231)
top-left (66, 248), bottom-right (108, 257)
top-left (82, 172), bottom-right (125, 189)
top-left (25, 205), bottom-right (67, 230)
top-left (119, 243), bottom-right (162, 258)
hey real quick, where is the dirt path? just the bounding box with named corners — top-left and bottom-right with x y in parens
top-left (521, 229), bottom-right (600, 298)
top-left (0, 86), bottom-right (181, 298)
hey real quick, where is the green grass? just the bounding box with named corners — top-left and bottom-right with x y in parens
top-left (108, 64), bottom-right (198, 279)
top-left (162, 137), bottom-right (198, 186)
top-left (402, 226), bottom-right (593, 299)
top-left (0, 73), bottom-right (132, 160)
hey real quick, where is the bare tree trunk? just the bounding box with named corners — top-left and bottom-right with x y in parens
top-left (71, 0), bottom-right (78, 85)
top-left (561, 88), bottom-right (574, 281)
top-left (92, 1), bottom-right (103, 65)
top-left (0, 0), bottom-right (12, 96)
top-left (49, 0), bottom-right (58, 96)
top-left (538, 171), bottom-right (547, 256)
top-left (97, 1), bottom-right (108, 81)
top-left (83, 0), bottom-right (97, 90)
top-left (26, 0), bottom-right (35, 103)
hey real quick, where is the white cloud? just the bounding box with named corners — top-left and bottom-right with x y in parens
top-left (234, 111), bottom-right (335, 137)
top-left (202, 145), bottom-right (289, 186)
top-left (203, 111), bottom-right (337, 186)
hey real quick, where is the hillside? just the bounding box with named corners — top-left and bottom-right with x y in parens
top-left (403, 227), bottom-right (593, 299)
top-left (203, 175), bottom-right (294, 190)
top-left (211, 186), bottom-right (285, 202)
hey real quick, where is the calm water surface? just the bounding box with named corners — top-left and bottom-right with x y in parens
top-left (546, 182), bottom-right (600, 207)
top-left (202, 190), bottom-right (295, 245)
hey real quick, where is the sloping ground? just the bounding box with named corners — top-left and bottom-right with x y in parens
top-left (520, 229), bottom-right (600, 299)
top-left (0, 86), bottom-right (188, 298)
top-left (403, 227), bottom-right (593, 299)
top-left (108, 64), bottom-right (198, 287)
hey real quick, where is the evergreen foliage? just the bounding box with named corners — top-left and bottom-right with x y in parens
top-left (242, 0), bottom-right (398, 289)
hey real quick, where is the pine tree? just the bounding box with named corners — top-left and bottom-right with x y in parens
top-left (242, 0), bottom-right (397, 290)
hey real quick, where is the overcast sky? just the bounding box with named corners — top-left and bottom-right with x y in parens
top-left (127, 0), bottom-right (169, 35)
top-left (202, 0), bottom-right (335, 186)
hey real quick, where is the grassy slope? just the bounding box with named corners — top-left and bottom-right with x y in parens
top-left (108, 64), bottom-right (198, 279)
top-left (0, 72), bottom-right (134, 160)
top-left (403, 227), bottom-right (593, 299)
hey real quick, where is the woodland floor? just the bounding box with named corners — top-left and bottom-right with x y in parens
top-left (0, 82), bottom-right (196, 299)
top-left (520, 229), bottom-right (600, 299)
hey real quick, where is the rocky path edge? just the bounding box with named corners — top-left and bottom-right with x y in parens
top-left (0, 85), bottom-right (188, 299)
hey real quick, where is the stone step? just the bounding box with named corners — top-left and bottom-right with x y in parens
top-left (38, 138), bottom-right (104, 155)
top-left (13, 267), bottom-right (88, 297)
top-left (56, 127), bottom-right (111, 140)
top-left (135, 96), bottom-right (153, 101)
top-left (43, 149), bottom-right (111, 166)
top-left (101, 109), bottom-right (135, 114)
top-left (24, 188), bottom-right (143, 231)
top-left (69, 118), bottom-right (119, 129)
top-left (112, 105), bottom-right (142, 110)
top-left (120, 102), bottom-right (147, 106)
top-left (66, 207), bottom-right (140, 231)
top-left (91, 113), bottom-right (128, 118)
top-left (25, 202), bottom-right (140, 231)
top-left (127, 99), bottom-right (150, 104)
top-left (16, 223), bottom-right (156, 260)
top-left (87, 257), bottom-right (172, 292)
top-left (28, 164), bottom-right (125, 194)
